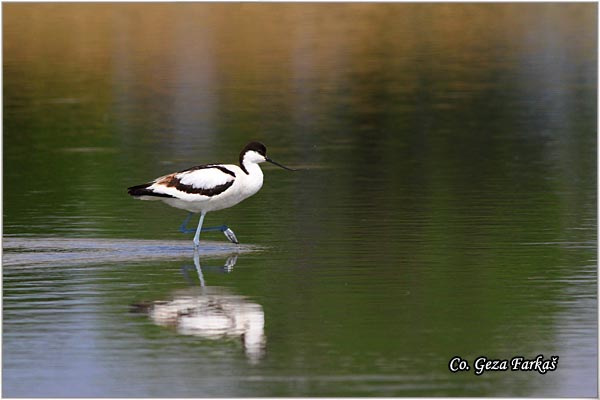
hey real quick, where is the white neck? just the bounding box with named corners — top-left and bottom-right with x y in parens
top-left (239, 161), bottom-right (264, 196)
top-left (243, 160), bottom-right (264, 177)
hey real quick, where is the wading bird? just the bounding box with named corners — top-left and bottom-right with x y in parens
top-left (127, 142), bottom-right (295, 247)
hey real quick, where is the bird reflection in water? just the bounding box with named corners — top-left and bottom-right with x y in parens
top-left (132, 252), bottom-right (266, 363)
top-left (180, 252), bottom-right (238, 286)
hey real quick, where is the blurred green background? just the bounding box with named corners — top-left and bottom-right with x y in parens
top-left (3, 3), bottom-right (597, 397)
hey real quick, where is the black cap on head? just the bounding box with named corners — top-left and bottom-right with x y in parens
top-left (239, 142), bottom-right (267, 173)
top-left (242, 141), bottom-right (267, 156)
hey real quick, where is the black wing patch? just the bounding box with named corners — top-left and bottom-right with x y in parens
top-left (159, 165), bottom-right (235, 196)
top-left (166, 177), bottom-right (234, 196)
top-left (128, 165), bottom-right (236, 198)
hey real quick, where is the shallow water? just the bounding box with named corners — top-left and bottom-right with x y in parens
top-left (3, 3), bottom-right (597, 397)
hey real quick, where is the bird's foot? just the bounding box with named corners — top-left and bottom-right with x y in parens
top-left (222, 227), bottom-right (239, 244)
top-left (195, 224), bottom-right (239, 244)
top-left (188, 226), bottom-right (239, 244)
top-left (180, 213), bottom-right (238, 244)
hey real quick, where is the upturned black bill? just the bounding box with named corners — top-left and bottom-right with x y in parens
top-left (266, 157), bottom-right (297, 171)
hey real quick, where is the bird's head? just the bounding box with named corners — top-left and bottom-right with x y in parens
top-left (240, 142), bottom-right (296, 171)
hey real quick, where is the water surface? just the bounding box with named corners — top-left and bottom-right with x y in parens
top-left (3, 3), bottom-right (597, 397)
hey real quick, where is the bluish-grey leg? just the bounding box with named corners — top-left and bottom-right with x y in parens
top-left (179, 212), bottom-right (195, 233)
top-left (198, 225), bottom-right (239, 244)
top-left (193, 212), bottom-right (207, 248)
top-left (180, 213), bottom-right (239, 244)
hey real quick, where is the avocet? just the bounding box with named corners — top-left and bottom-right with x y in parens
top-left (127, 142), bottom-right (295, 247)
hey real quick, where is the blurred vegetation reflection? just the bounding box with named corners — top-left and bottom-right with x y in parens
top-left (3, 3), bottom-right (597, 397)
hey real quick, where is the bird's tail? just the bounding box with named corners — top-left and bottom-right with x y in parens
top-left (127, 183), bottom-right (152, 197)
top-left (127, 183), bottom-right (173, 199)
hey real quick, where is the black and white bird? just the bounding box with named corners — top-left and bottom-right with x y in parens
top-left (127, 142), bottom-right (295, 247)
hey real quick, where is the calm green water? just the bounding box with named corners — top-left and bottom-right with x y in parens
top-left (3, 3), bottom-right (597, 397)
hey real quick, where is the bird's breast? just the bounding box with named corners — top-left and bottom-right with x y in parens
top-left (238, 169), bottom-right (264, 197)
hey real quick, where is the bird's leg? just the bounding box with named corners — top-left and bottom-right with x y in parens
top-left (195, 225), bottom-right (239, 244)
top-left (180, 213), bottom-right (239, 244)
top-left (180, 211), bottom-right (239, 244)
top-left (179, 212), bottom-right (196, 233)
top-left (193, 212), bottom-right (207, 248)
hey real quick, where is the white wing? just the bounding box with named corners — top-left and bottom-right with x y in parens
top-left (176, 166), bottom-right (235, 189)
top-left (147, 165), bottom-right (236, 199)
